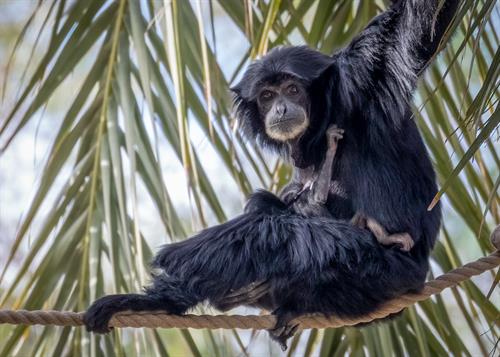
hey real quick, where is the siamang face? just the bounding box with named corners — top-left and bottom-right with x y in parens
top-left (232, 46), bottom-right (333, 156)
top-left (256, 79), bottom-right (310, 142)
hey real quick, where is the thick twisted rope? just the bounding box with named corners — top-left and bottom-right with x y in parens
top-left (1, 229), bottom-right (499, 330)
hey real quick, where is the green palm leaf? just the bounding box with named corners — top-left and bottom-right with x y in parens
top-left (0, 1), bottom-right (498, 355)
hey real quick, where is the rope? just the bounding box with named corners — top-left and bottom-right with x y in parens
top-left (1, 229), bottom-right (499, 330)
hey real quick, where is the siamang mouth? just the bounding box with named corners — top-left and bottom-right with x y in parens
top-left (266, 116), bottom-right (309, 142)
top-left (269, 117), bottom-right (303, 127)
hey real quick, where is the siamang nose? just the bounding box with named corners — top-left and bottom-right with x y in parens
top-left (276, 102), bottom-right (286, 116)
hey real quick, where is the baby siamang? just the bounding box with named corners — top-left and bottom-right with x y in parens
top-left (85, 0), bottom-right (459, 349)
top-left (276, 121), bottom-right (414, 251)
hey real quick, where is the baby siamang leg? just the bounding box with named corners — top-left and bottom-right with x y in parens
top-left (312, 125), bottom-right (344, 204)
top-left (350, 212), bottom-right (367, 227)
top-left (351, 213), bottom-right (414, 251)
top-left (366, 217), bottom-right (414, 252)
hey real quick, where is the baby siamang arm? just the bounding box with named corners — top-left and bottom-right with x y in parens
top-left (312, 125), bottom-right (344, 204)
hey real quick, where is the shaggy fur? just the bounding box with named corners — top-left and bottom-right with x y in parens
top-left (84, 0), bottom-right (459, 343)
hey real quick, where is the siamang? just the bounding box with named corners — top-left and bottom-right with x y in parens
top-left (270, 103), bottom-right (414, 251)
top-left (85, 0), bottom-right (459, 349)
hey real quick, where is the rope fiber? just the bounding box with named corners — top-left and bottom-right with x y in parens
top-left (1, 228), bottom-right (499, 330)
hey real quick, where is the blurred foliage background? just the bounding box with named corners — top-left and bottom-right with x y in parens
top-left (0, 0), bottom-right (498, 356)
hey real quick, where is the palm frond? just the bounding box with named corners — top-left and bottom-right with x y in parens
top-left (0, 0), bottom-right (498, 355)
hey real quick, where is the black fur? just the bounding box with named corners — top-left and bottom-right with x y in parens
top-left (84, 0), bottom-right (459, 343)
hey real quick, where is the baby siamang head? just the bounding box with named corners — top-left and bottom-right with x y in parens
top-left (232, 46), bottom-right (334, 163)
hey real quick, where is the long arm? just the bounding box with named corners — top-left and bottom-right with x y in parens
top-left (340, 0), bottom-right (460, 113)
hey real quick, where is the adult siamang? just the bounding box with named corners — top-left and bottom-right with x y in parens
top-left (85, 0), bottom-right (459, 349)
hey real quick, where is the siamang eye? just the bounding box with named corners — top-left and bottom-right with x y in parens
top-left (260, 90), bottom-right (274, 101)
top-left (287, 84), bottom-right (299, 95)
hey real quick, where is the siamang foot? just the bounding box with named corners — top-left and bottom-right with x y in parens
top-left (268, 310), bottom-right (300, 351)
top-left (279, 182), bottom-right (306, 205)
top-left (215, 280), bottom-right (270, 311)
top-left (270, 323), bottom-right (299, 351)
top-left (302, 180), bottom-right (314, 193)
top-left (350, 212), bottom-right (366, 228)
top-left (386, 233), bottom-right (414, 252)
top-left (84, 294), bottom-right (125, 333)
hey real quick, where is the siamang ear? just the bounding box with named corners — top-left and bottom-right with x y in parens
top-left (230, 83), bottom-right (242, 96)
top-left (230, 79), bottom-right (252, 99)
top-left (231, 62), bottom-right (260, 99)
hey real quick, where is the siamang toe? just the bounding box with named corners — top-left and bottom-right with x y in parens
top-left (268, 309), bottom-right (300, 351)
